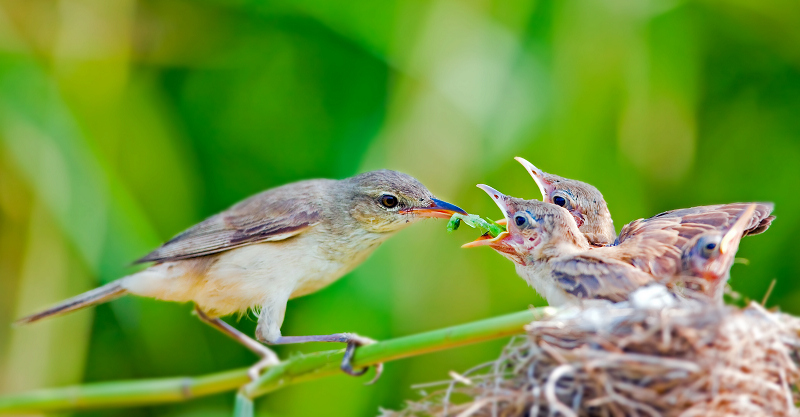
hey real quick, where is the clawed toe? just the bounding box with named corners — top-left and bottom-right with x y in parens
top-left (339, 339), bottom-right (384, 384)
top-left (340, 341), bottom-right (369, 376)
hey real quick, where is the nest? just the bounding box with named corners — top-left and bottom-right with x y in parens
top-left (382, 297), bottom-right (800, 417)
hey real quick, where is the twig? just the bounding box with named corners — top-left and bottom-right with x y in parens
top-left (0, 309), bottom-right (549, 414)
top-left (545, 364), bottom-right (577, 417)
top-left (761, 279), bottom-right (777, 306)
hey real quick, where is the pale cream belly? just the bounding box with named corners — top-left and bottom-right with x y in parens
top-left (122, 235), bottom-right (379, 316)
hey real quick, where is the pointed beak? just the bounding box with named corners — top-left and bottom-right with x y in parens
top-left (514, 156), bottom-right (552, 200)
top-left (475, 184), bottom-right (512, 219)
top-left (719, 204), bottom-right (757, 257)
top-left (462, 184), bottom-right (512, 249)
top-left (461, 231), bottom-right (511, 248)
top-left (402, 198), bottom-right (467, 219)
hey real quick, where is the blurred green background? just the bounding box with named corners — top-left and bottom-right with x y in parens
top-left (1, 0), bottom-right (799, 415)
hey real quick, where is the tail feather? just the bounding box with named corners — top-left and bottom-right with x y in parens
top-left (15, 281), bottom-right (128, 325)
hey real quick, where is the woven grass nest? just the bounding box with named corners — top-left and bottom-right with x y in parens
top-left (382, 288), bottom-right (800, 417)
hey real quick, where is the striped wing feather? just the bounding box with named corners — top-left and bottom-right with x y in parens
top-left (550, 254), bottom-right (656, 302)
top-left (135, 182), bottom-right (325, 264)
top-left (610, 203), bottom-right (775, 278)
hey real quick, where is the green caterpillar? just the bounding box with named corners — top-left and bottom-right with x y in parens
top-left (446, 213), bottom-right (506, 238)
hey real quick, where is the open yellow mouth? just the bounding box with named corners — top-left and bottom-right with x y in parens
top-left (461, 230), bottom-right (511, 248)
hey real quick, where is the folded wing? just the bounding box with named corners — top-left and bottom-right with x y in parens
top-left (550, 254), bottom-right (657, 303)
top-left (135, 181), bottom-right (325, 263)
top-left (610, 203), bottom-right (775, 278)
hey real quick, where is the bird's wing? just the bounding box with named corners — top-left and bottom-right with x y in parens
top-left (135, 183), bottom-right (324, 264)
top-left (549, 254), bottom-right (656, 303)
top-left (613, 203), bottom-right (775, 277)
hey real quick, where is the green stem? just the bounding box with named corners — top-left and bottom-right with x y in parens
top-left (0, 309), bottom-right (549, 414)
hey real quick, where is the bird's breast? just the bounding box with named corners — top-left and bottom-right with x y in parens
top-left (289, 229), bottom-right (388, 298)
top-left (516, 262), bottom-right (575, 306)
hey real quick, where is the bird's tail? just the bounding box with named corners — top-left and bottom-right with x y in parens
top-left (15, 281), bottom-right (128, 325)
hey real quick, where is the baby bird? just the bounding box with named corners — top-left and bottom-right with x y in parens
top-left (514, 157), bottom-right (615, 246)
top-left (466, 185), bottom-right (774, 306)
top-left (465, 185), bottom-right (656, 306)
top-left (16, 170), bottom-right (466, 380)
top-left (612, 203), bottom-right (774, 281)
top-left (514, 156), bottom-right (774, 283)
top-left (676, 204), bottom-right (758, 303)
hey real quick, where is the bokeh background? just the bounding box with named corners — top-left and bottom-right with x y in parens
top-left (1, 0), bottom-right (799, 415)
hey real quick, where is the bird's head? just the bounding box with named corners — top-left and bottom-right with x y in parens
top-left (514, 157), bottom-right (615, 245)
top-left (680, 204), bottom-right (756, 293)
top-left (462, 184), bottom-right (588, 265)
top-left (344, 170), bottom-right (466, 233)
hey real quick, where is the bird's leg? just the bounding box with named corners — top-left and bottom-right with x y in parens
top-left (194, 307), bottom-right (280, 381)
top-left (268, 333), bottom-right (383, 382)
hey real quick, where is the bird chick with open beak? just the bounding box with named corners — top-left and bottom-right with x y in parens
top-left (15, 170), bottom-right (466, 381)
top-left (677, 204), bottom-right (759, 303)
top-left (464, 185), bottom-right (656, 306)
top-left (609, 203), bottom-right (774, 282)
top-left (514, 157), bottom-right (616, 246)
top-left (514, 156), bottom-right (775, 286)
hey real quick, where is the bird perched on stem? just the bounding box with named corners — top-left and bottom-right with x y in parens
top-left (16, 170), bottom-right (466, 381)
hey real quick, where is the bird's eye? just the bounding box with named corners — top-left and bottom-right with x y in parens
top-left (553, 195), bottom-right (567, 207)
top-left (699, 239), bottom-right (719, 258)
top-left (514, 215), bottom-right (527, 227)
top-left (380, 194), bottom-right (399, 208)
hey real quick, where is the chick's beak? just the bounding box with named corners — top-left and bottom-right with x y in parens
top-left (462, 184), bottom-right (512, 249)
top-left (461, 231), bottom-right (511, 249)
top-left (514, 156), bottom-right (553, 200)
top-left (401, 198), bottom-right (467, 219)
top-left (715, 204), bottom-right (757, 272)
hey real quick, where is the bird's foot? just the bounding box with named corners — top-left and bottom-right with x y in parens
top-left (266, 332), bottom-right (384, 383)
top-left (339, 333), bottom-right (383, 384)
top-left (247, 346), bottom-right (281, 381)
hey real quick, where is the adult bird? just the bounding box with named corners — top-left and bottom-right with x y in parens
top-left (16, 170), bottom-right (466, 380)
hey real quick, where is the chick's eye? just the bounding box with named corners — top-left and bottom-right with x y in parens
top-left (514, 215), bottom-right (527, 227)
top-left (552, 195), bottom-right (567, 207)
top-left (380, 194), bottom-right (399, 208)
top-left (699, 240), bottom-right (718, 258)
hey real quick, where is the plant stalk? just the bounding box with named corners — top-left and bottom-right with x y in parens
top-left (0, 308), bottom-right (550, 414)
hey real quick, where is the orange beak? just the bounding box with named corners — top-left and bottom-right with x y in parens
top-left (401, 198), bottom-right (467, 219)
top-left (461, 231), bottom-right (511, 248)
